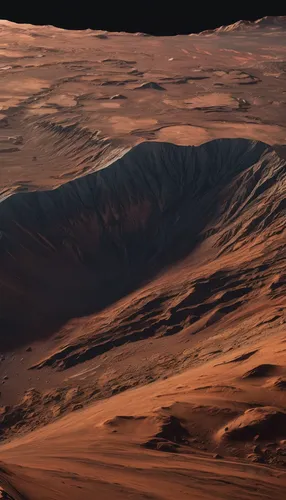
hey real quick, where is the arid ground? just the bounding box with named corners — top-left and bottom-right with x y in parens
top-left (0, 17), bottom-right (285, 500)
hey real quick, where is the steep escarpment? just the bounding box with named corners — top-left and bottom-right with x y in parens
top-left (201, 16), bottom-right (286, 35)
top-left (0, 139), bottom-right (285, 350)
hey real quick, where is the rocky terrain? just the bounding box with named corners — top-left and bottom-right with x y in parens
top-left (201, 16), bottom-right (286, 34)
top-left (0, 16), bottom-right (285, 500)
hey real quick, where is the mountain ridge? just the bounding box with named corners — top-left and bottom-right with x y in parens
top-left (1, 16), bottom-right (286, 36)
top-left (199, 16), bottom-right (286, 35)
top-left (0, 138), bottom-right (285, 351)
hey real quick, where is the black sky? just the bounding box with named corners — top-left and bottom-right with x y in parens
top-left (0, 5), bottom-right (283, 35)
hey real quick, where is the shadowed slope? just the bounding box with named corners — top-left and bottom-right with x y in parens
top-left (0, 139), bottom-right (285, 350)
top-left (201, 16), bottom-right (286, 34)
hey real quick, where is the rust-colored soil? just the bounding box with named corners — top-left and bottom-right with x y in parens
top-left (0, 17), bottom-right (285, 500)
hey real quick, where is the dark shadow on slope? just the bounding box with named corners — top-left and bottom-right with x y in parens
top-left (0, 138), bottom-right (275, 350)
